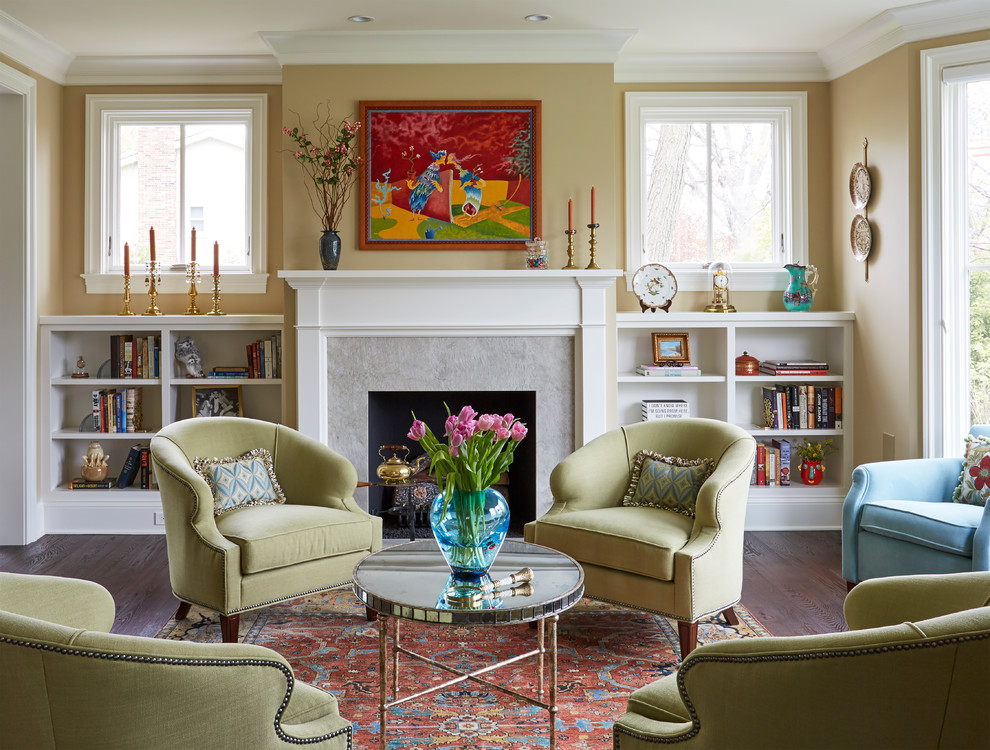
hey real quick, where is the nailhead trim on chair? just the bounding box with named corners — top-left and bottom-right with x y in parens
top-left (0, 635), bottom-right (353, 748)
top-left (611, 630), bottom-right (990, 747)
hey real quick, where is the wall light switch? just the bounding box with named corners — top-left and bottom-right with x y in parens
top-left (882, 433), bottom-right (895, 461)
top-left (154, 511), bottom-right (166, 526)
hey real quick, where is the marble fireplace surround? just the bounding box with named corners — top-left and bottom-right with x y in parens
top-left (279, 270), bottom-right (620, 514)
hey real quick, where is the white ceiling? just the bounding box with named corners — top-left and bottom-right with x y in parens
top-left (1, 0), bottom-right (988, 84)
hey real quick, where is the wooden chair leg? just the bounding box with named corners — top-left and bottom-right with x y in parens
top-left (219, 613), bottom-right (240, 643)
top-left (174, 601), bottom-right (192, 620)
top-left (677, 620), bottom-right (698, 659)
top-left (366, 606), bottom-right (377, 622)
top-left (722, 606), bottom-right (740, 626)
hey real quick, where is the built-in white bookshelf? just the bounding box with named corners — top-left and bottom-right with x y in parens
top-left (616, 311), bottom-right (854, 530)
top-left (41, 315), bottom-right (283, 533)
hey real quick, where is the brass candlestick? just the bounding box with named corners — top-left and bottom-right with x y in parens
top-left (118, 275), bottom-right (135, 316)
top-left (586, 223), bottom-right (601, 270)
top-left (184, 262), bottom-right (202, 315)
top-left (143, 261), bottom-right (162, 316)
top-left (206, 272), bottom-right (225, 315)
top-left (562, 229), bottom-right (578, 269)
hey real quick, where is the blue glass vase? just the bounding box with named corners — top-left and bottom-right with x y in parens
top-left (430, 487), bottom-right (510, 591)
top-left (319, 230), bottom-right (341, 271)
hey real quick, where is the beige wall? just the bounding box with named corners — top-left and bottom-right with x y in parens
top-left (57, 84), bottom-right (284, 316)
top-left (280, 64), bottom-right (617, 271)
top-left (831, 28), bottom-right (990, 464)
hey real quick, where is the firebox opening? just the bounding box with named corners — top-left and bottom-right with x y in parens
top-left (368, 390), bottom-right (537, 537)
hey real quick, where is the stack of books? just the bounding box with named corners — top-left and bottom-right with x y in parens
top-left (752, 439), bottom-right (792, 487)
top-left (759, 359), bottom-right (829, 376)
top-left (642, 399), bottom-right (689, 421)
top-left (636, 364), bottom-right (701, 377)
top-left (761, 384), bottom-right (842, 429)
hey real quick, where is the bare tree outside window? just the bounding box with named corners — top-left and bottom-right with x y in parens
top-left (967, 80), bottom-right (990, 425)
top-left (644, 121), bottom-right (773, 265)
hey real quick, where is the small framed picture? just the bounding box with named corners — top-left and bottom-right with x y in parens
top-left (192, 386), bottom-right (243, 418)
top-left (652, 332), bottom-right (691, 366)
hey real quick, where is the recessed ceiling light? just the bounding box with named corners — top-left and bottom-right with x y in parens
top-left (348, 15), bottom-right (375, 23)
top-left (524, 14), bottom-right (552, 22)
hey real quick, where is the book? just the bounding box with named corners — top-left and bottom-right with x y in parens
top-left (766, 446), bottom-right (777, 487)
top-left (755, 443), bottom-right (766, 485)
top-left (835, 386), bottom-right (843, 429)
top-left (772, 438), bottom-right (791, 486)
top-left (759, 366), bottom-right (829, 376)
top-left (641, 399), bottom-right (689, 420)
top-left (761, 386), bottom-right (778, 428)
top-left (116, 444), bottom-right (144, 488)
top-left (68, 478), bottom-right (113, 489)
top-left (761, 360), bottom-right (829, 369)
top-left (139, 447), bottom-right (150, 489)
top-left (807, 385), bottom-right (816, 429)
top-left (636, 365), bottom-right (701, 377)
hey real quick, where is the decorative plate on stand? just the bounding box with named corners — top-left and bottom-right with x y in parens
top-left (850, 214), bottom-right (872, 261)
top-left (849, 162), bottom-right (871, 209)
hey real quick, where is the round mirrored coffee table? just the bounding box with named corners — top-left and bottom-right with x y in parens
top-left (353, 539), bottom-right (584, 749)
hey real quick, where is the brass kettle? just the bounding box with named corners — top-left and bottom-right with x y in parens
top-left (376, 445), bottom-right (428, 485)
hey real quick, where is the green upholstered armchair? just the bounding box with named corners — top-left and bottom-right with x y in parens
top-left (613, 571), bottom-right (990, 749)
top-left (524, 418), bottom-right (756, 657)
top-left (151, 417), bottom-right (382, 642)
top-left (0, 572), bottom-right (353, 749)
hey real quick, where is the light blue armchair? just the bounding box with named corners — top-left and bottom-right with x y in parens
top-left (842, 424), bottom-right (990, 586)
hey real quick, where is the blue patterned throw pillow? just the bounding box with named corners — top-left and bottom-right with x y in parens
top-left (622, 450), bottom-right (715, 517)
top-left (194, 448), bottom-right (286, 516)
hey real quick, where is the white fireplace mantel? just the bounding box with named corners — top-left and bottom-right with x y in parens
top-left (279, 269), bottom-right (620, 449)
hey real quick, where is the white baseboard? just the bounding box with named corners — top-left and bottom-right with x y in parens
top-left (745, 497), bottom-right (843, 531)
top-left (43, 501), bottom-right (166, 535)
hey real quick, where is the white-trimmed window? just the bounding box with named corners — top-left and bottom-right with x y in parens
top-left (84, 94), bottom-right (267, 294)
top-left (922, 41), bottom-right (990, 456)
top-left (625, 92), bottom-right (807, 291)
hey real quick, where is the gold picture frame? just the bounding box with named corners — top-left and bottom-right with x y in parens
top-left (652, 332), bottom-right (691, 366)
top-left (192, 385), bottom-right (244, 418)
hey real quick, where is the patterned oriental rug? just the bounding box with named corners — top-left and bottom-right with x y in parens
top-left (158, 591), bottom-right (769, 749)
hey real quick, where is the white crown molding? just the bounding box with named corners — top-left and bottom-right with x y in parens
top-left (261, 29), bottom-right (635, 65)
top-left (821, 0), bottom-right (990, 80)
top-left (0, 9), bottom-right (72, 84)
top-left (64, 55), bottom-right (282, 85)
top-left (614, 53), bottom-right (828, 83)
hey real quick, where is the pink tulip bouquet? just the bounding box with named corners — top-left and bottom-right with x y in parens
top-left (408, 405), bottom-right (527, 513)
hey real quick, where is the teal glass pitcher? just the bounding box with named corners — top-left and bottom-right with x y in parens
top-left (783, 264), bottom-right (818, 311)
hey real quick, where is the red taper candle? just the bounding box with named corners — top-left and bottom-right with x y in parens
top-left (149, 227), bottom-right (155, 262)
top-left (191, 227), bottom-right (196, 263)
top-left (213, 242), bottom-right (219, 277)
top-left (123, 243), bottom-right (130, 277)
top-left (568, 198), bottom-right (573, 231)
top-left (591, 187), bottom-right (596, 225)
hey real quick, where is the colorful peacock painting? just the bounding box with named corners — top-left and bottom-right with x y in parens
top-left (360, 102), bottom-right (540, 249)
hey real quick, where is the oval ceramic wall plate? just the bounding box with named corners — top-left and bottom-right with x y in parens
top-left (850, 214), bottom-right (872, 261)
top-left (850, 162), bottom-right (871, 209)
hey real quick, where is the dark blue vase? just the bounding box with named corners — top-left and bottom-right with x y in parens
top-left (430, 487), bottom-right (510, 592)
top-left (319, 230), bottom-right (341, 271)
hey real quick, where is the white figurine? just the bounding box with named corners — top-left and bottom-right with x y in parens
top-left (174, 336), bottom-right (205, 378)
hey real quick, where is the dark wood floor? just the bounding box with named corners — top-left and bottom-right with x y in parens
top-left (0, 531), bottom-right (847, 638)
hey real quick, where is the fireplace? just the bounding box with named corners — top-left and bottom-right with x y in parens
top-left (367, 390), bottom-right (537, 531)
top-left (279, 269), bottom-right (621, 516)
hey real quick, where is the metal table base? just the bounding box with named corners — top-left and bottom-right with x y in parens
top-left (376, 613), bottom-right (560, 749)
